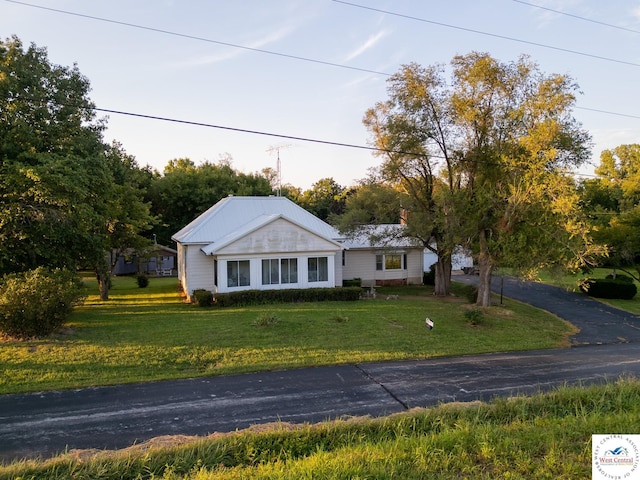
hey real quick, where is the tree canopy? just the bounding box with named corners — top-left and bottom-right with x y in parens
top-left (0, 36), bottom-right (153, 299)
top-left (364, 52), bottom-right (600, 305)
top-left (146, 156), bottom-right (273, 245)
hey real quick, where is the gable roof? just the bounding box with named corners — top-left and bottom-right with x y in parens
top-left (172, 196), bottom-right (343, 247)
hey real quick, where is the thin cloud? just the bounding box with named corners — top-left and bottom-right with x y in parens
top-left (176, 24), bottom-right (297, 68)
top-left (343, 29), bottom-right (390, 62)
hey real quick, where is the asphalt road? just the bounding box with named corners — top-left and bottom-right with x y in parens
top-left (2, 276), bottom-right (640, 462)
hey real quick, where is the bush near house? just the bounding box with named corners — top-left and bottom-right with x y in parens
top-left (580, 278), bottom-right (637, 300)
top-left (0, 267), bottom-right (86, 338)
top-left (213, 287), bottom-right (362, 307)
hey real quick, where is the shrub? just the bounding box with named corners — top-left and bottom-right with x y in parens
top-left (0, 268), bottom-right (86, 339)
top-left (423, 263), bottom-right (436, 285)
top-left (136, 274), bottom-right (149, 288)
top-left (580, 278), bottom-right (637, 300)
top-left (464, 308), bottom-right (485, 326)
top-left (214, 287), bottom-right (362, 307)
top-left (192, 289), bottom-right (214, 307)
top-left (253, 312), bottom-right (280, 327)
top-left (329, 312), bottom-right (349, 323)
top-left (605, 273), bottom-right (634, 283)
top-left (343, 278), bottom-right (362, 287)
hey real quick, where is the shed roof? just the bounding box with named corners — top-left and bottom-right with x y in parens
top-left (172, 196), bottom-right (343, 246)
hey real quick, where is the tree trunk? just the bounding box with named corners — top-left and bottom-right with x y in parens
top-left (96, 271), bottom-right (110, 301)
top-left (434, 253), bottom-right (452, 296)
top-left (476, 229), bottom-right (493, 307)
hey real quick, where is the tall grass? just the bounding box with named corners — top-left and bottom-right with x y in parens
top-left (0, 276), bottom-right (574, 394)
top-left (2, 378), bottom-right (637, 479)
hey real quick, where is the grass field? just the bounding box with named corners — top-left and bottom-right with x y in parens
top-left (0, 276), bottom-right (575, 395)
top-left (2, 378), bottom-right (637, 479)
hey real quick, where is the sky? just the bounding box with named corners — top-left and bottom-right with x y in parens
top-left (2, 0), bottom-right (640, 189)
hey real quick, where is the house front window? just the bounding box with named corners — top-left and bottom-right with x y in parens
top-left (262, 259), bottom-right (279, 285)
top-left (385, 254), bottom-right (402, 270)
top-left (280, 258), bottom-right (298, 284)
top-left (376, 253), bottom-right (404, 271)
top-left (227, 260), bottom-right (250, 287)
top-left (262, 258), bottom-right (298, 285)
top-left (308, 256), bottom-right (328, 282)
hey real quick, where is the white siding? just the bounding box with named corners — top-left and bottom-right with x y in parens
top-left (184, 245), bottom-right (216, 298)
top-left (216, 218), bottom-right (340, 256)
top-left (344, 249), bottom-right (423, 286)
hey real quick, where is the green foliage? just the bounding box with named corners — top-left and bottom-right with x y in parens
top-left (333, 181), bottom-right (404, 230)
top-left (0, 36), bottom-right (154, 303)
top-left (253, 312), bottom-right (280, 327)
top-left (0, 267), bottom-right (86, 338)
top-left (192, 289), bottom-right (214, 307)
top-left (213, 287), bottom-right (362, 307)
top-left (342, 278), bottom-right (362, 287)
top-left (605, 273), bottom-right (634, 283)
top-left (146, 158), bottom-right (273, 246)
top-left (329, 312), bottom-right (349, 323)
top-left (580, 278), bottom-right (637, 299)
top-left (136, 274), bottom-right (149, 288)
top-left (297, 177), bottom-right (348, 222)
top-left (364, 53), bottom-right (597, 306)
top-left (464, 308), bottom-right (485, 325)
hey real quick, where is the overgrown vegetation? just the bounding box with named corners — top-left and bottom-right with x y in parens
top-left (2, 378), bottom-right (637, 479)
top-left (0, 268), bottom-right (86, 339)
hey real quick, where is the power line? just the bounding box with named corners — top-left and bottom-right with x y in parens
top-left (575, 107), bottom-right (640, 120)
top-left (332, 0), bottom-right (640, 69)
top-left (512, 0), bottom-right (640, 35)
top-left (7, 0), bottom-right (640, 120)
top-left (94, 106), bottom-right (603, 180)
top-left (4, 0), bottom-right (390, 77)
top-left (93, 106), bottom-right (412, 156)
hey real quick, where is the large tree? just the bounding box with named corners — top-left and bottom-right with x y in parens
top-left (0, 36), bottom-right (154, 300)
top-left (365, 53), bottom-right (600, 305)
top-left (147, 156), bottom-right (273, 245)
top-left (298, 177), bottom-right (348, 222)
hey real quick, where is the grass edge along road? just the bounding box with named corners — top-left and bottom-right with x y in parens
top-left (0, 276), bottom-right (576, 395)
top-left (1, 378), bottom-right (637, 479)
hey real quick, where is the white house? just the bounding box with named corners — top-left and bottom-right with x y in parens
top-left (341, 225), bottom-right (424, 287)
top-left (172, 196), bottom-right (345, 300)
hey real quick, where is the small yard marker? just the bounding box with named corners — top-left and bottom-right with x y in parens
top-left (425, 317), bottom-right (434, 330)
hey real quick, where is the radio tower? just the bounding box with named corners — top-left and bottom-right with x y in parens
top-left (266, 144), bottom-right (291, 196)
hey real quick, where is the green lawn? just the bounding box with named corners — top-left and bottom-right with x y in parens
top-left (0, 276), bottom-right (575, 395)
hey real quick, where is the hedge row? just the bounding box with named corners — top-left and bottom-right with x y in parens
top-left (194, 287), bottom-right (362, 307)
top-left (580, 278), bottom-right (637, 300)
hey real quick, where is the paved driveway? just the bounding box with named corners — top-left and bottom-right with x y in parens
top-left (454, 274), bottom-right (640, 345)
top-left (1, 275), bottom-right (640, 462)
